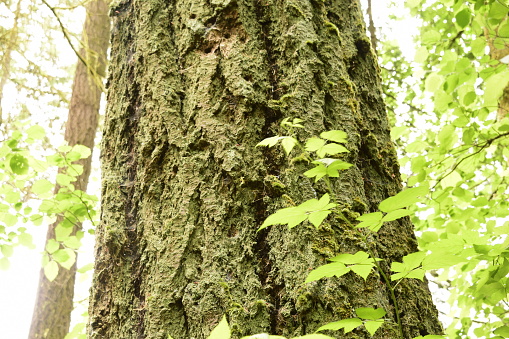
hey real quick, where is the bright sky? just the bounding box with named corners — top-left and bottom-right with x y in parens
top-left (0, 1), bottom-right (421, 338)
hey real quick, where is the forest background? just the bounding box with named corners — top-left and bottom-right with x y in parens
top-left (0, 0), bottom-right (508, 338)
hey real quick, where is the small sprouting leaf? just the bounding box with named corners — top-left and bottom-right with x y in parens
top-left (378, 184), bottom-right (428, 213)
top-left (364, 320), bottom-right (384, 336)
top-left (317, 318), bottom-right (363, 333)
top-left (44, 260), bottom-right (59, 281)
top-left (281, 137), bottom-right (298, 155)
top-left (259, 207), bottom-right (307, 230)
top-left (305, 137), bottom-right (326, 152)
top-left (317, 143), bottom-right (349, 158)
top-left (320, 130), bottom-right (348, 143)
top-left (390, 251), bottom-right (427, 281)
top-left (10, 154), bottom-right (29, 175)
top-left (355, 212), bottom-right (383, 231)
top-left (381, 209), bottom-right (412, 222)
top-left (257, 136), bottom-right (282, 148)
top-left (207, 315), bottom-right (231, 339)
top-left (304, 163), bottom-right (328, 182)
top-left (355, 307), bottom-right (386, 320)
top-left (305, 262), bottom-right (350, 283)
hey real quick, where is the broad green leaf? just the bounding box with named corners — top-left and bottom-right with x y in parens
top-left (305, 262), bottom-right (349, 283)
top-left (455, 8), bottom-right (471, 28)
top-left (44, 260), bottom-right (59, 281)
top-left (207, 315), bottom-right (230, 339)
top-left (56, 173), bottom-right (75, 186)
top-left (320, 130), bottom-right (347, 143)
top-left (56, 249), bottom-right (76, 270)
top-left (421, 30), bottom-right (441, 45)
top-left (382, 209), bottom-right (412, 222)
top-left (317, 318), bottom-right (362, 333)
top-left (391, 268), bottom-right (425, 281)
top-left (484, 69), bottom-right (509, 108)
top-left (425, 73), bottom-right (443, 92)
top-left (63, 236), bottom-right (82, 250)
top-left (308, 210), bottom-right (331, 228)
top-left (241, 335), bottom-right (286, 339)
top-left (494, 326), bottom-right (509, 337)
top-left (355, 307), bottom-right (386, 320)
top-left (364, 320), bottom-right (384, 336)
top-left (72, 144), bottom-right (91, 159)
top-left (46, 239), bottom-right (60, 254)
top-left (10, 154), bottom-right (29, 175)
top-left (421, 252), bottom-right (466, 270)
top-left (378, 185), bottom-right (428, 213)
top-left (412, 336), bottom-right (446, 339)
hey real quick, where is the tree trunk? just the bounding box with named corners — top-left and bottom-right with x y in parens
top-left (88, 1), bottom-right (442, 338)
top-left (28, 1), bottom-right (110, 338)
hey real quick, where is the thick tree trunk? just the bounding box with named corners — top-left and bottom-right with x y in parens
top-left (88, 1), bottom-right (442, 338)
top-left (28, 1), bottom-right (109, 338)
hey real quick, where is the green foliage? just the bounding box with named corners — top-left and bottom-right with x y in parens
top-left (377, 0), bottom-right (509, 337)
top-left (0, 123), bottom-right (97, 282)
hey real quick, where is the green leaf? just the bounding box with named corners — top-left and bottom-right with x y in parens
top-left (18, 232), bottom-right (35, 248)
top-left (72, 144), bottom-right (92, 159)
top-left (455, 8), bottom-right (471, 28)
top-left (0, 257), bottom-right (10, 270)
top-left (421, 30), bottom-right (441, 45)
top-left (349, 264), bottom-right (374, 280)
top-left (259, 207), bottom-right (308, 230)
top-left (32, 179), bottom-right (54, 195)
top-left (10, 154), bottom-right (29, 175)
top-left (207, 315), bottom-right (230, 339)
top-left (320, 130), bottom-right (348, 143)
top-left (317, 143), bottom-right (349, 158)
top-left (257, 136), bottom-right (282, 148)
top-left (26, 125), bottom-right (46, 140)
top-left (382, 209), bottom-right (412, 222)
top-left (46, 239), bottom-right (60, 254)
top-left (378, 184), bottom-right (428, 213)
top-left (1, 244), bottom-right (14, 257)
top-left (364, 320), bottom-right (384, 335)
top-left (355, 212), bottom-right (383, 230)
top-left (305, 262), bottom-right (350, 283)
top-left (44, 260), bottom-right (59, 281)
top-left (77, 263), bottom-right (94, 274)
top-left (317, 318), bottom-right (362, 333)
top-left (305, 138), bottom-right (326, 152)
top-left (292, 335), bottom-right (335, 339)
top-left (304, 164), bottom-right (328, 182)
top-left (494, 326), bottom-right (509, 337)
top-left (355, 307), bottom-right (386, 320)
top-left (242, 335), bottom-right (286, 339)
top-left (281, 137), bottom-right (298, 155)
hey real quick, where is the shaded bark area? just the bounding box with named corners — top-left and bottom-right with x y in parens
top-left (89, 0), bottom-right (442, 338)
top-left (28, 1), bottom-right (110, 338)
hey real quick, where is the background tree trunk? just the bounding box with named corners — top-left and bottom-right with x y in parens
top-left (88, 1), bottom-right (442, 338)
top-left (28, 1), bottom-right (110, 338)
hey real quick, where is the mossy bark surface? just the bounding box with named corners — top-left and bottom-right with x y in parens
top-left (88, 1), bottom-right (442, 338)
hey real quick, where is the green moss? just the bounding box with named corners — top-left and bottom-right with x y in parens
top-left (324, 21), bottom-right (340, 37)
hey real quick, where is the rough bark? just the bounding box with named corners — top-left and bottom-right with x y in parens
top-left (28, 1), bottom-right (110, 338)
top-left (88, 1), bottom-right (442, 338)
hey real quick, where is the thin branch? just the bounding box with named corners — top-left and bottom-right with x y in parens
top-left (40, 0), bottom-right (90, 71)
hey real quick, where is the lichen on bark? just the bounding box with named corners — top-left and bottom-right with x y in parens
top-left (88, 0), bottom-right (443, 338)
